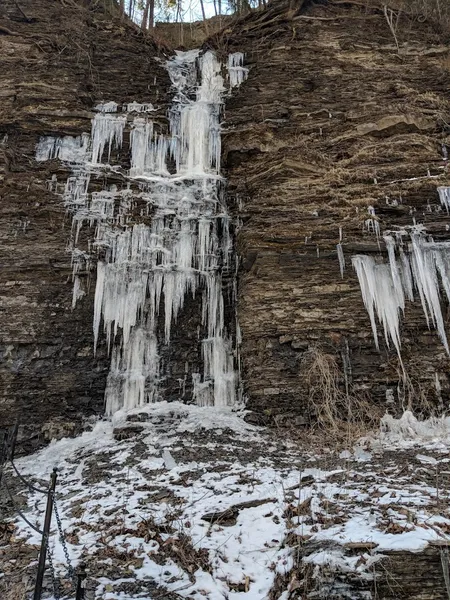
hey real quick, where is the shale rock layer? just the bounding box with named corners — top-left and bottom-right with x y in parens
top-left (219, 0), bottom-right (450, 422)
top-left (2, 0), bottom-right (450, 437)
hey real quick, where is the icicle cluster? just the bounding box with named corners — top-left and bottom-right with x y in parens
top-left (227, 52), bottom-right (249, 89)
top-left (364, 205), bottom-right (380, 237)
top-left (35, 135), bottom-right (90, 163)
top-left (352, 233), bottom-right (450, 356)
top-left (36, 50), bottom-right (249, 415)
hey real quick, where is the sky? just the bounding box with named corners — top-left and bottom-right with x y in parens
top-left (129, 0), bottom-right (230, 25)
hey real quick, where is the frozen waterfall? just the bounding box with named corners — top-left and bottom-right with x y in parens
top-left (36, 50), bottom-right (248, 415)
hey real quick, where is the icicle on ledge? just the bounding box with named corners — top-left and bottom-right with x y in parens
top-left (350, 202), bottom-right (450, 362)
top-left (36, 50), bottom-right (249, 416)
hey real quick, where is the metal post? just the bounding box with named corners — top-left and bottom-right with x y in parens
top-left (0, 422), bottom-right (18, 490)
top-left (8, 421), bottom-right (19, 461)
top-left (75, 563), bottom-right (87, 600)
top-left (33, 468), bottom-right (57, 600)
top-left (0, 431), bottom-right (7, 489)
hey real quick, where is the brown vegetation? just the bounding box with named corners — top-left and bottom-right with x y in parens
top-left (379, 0), bottom-right (450, 32)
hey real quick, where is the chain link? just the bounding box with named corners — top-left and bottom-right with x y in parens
top-left (53, 496), bottom-right (76, 584)
top-left (46, 542), bottom-right (61, 600)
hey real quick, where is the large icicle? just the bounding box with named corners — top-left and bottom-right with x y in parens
top-left (353, 231), bottom-right (450, 356)
top-left (352, 255), bottom-right (403, 356)
top-left (336, 243), bottom-right (345, 278)
top-left (91, 113), bottom-right (126, 164)
top-left (410, 235), bottom-right (449, 353)
top-left (438, 187), bottom-right (450, 212)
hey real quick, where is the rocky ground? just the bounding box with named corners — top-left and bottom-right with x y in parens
top-left (2, 406), bottom-right (450, 599)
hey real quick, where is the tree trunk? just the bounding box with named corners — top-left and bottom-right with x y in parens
top-left (199, 0), bottom-right (207, 21)
top-left (149, 0), bottom-right (155, 29)
top-left (175, 0), bottom-right (182, 23)
top-left (141, 0), bottom-right (150, 30)
top-left (199, 0), bottom-right (209, 35)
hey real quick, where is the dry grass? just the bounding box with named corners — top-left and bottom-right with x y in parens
top-left (303, 345), bottom-right (382, 440)
top-left (366, 0), bottom-right (450, 33)
top-left (393, 357), bottom-right (444, 417)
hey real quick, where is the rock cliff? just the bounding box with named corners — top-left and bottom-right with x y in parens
top-left (2, 2), bottom-right (450, 598)
top-left (2, 0), bottom-right (450, 441)
top-left (0, 0), bottom-right (171, 447)
top-left (218, 0), bottom-right (450, 423)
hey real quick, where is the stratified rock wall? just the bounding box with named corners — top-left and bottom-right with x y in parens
top-left (220, 0), bottom-right (450, 421)
top-left (0, 0), bottom-right (171, 443)
top-left (2, 0), bottom-right (450, 436)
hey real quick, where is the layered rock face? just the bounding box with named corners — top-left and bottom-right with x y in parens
top-left (2, 0), bottom-right (450, 437)
top-left (0, 0), bottom-right (171, 444)
top-left (220, 0), bottom-right (450, 422)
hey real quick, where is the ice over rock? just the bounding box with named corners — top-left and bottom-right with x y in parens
top-left (352, 231), bottom-right (450, 357)
top-left (36, 50), bottom-right (248, 415)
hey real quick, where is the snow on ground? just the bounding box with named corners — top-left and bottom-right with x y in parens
top-left (379, 410), bottom-right (450, 448)
top-left (4, 406), bottom-right (450, 599)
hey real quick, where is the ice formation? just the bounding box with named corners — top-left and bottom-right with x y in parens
top-left (94, 101), bottom-right (119, 113)
top-left (336, 243), bottom-right (345, 278)
top-left (91, 113), bottom-right (127, 164)
top-left (380, 410), bottom-right (450, 442)
top-left (438, 186), bottom-right (450, 213)
top-left (36, 50), bottom-right (249, 415)
top-left (123, 101), bottom-right (155, 113)
top-left (352, 232), bottom-right (450, 356)
top-left (35, 135), bottom-right (89, 163)
top-left (227, 53), bottom-right (249, 89)
top-left (364, 205), bottom-right (380, 237)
